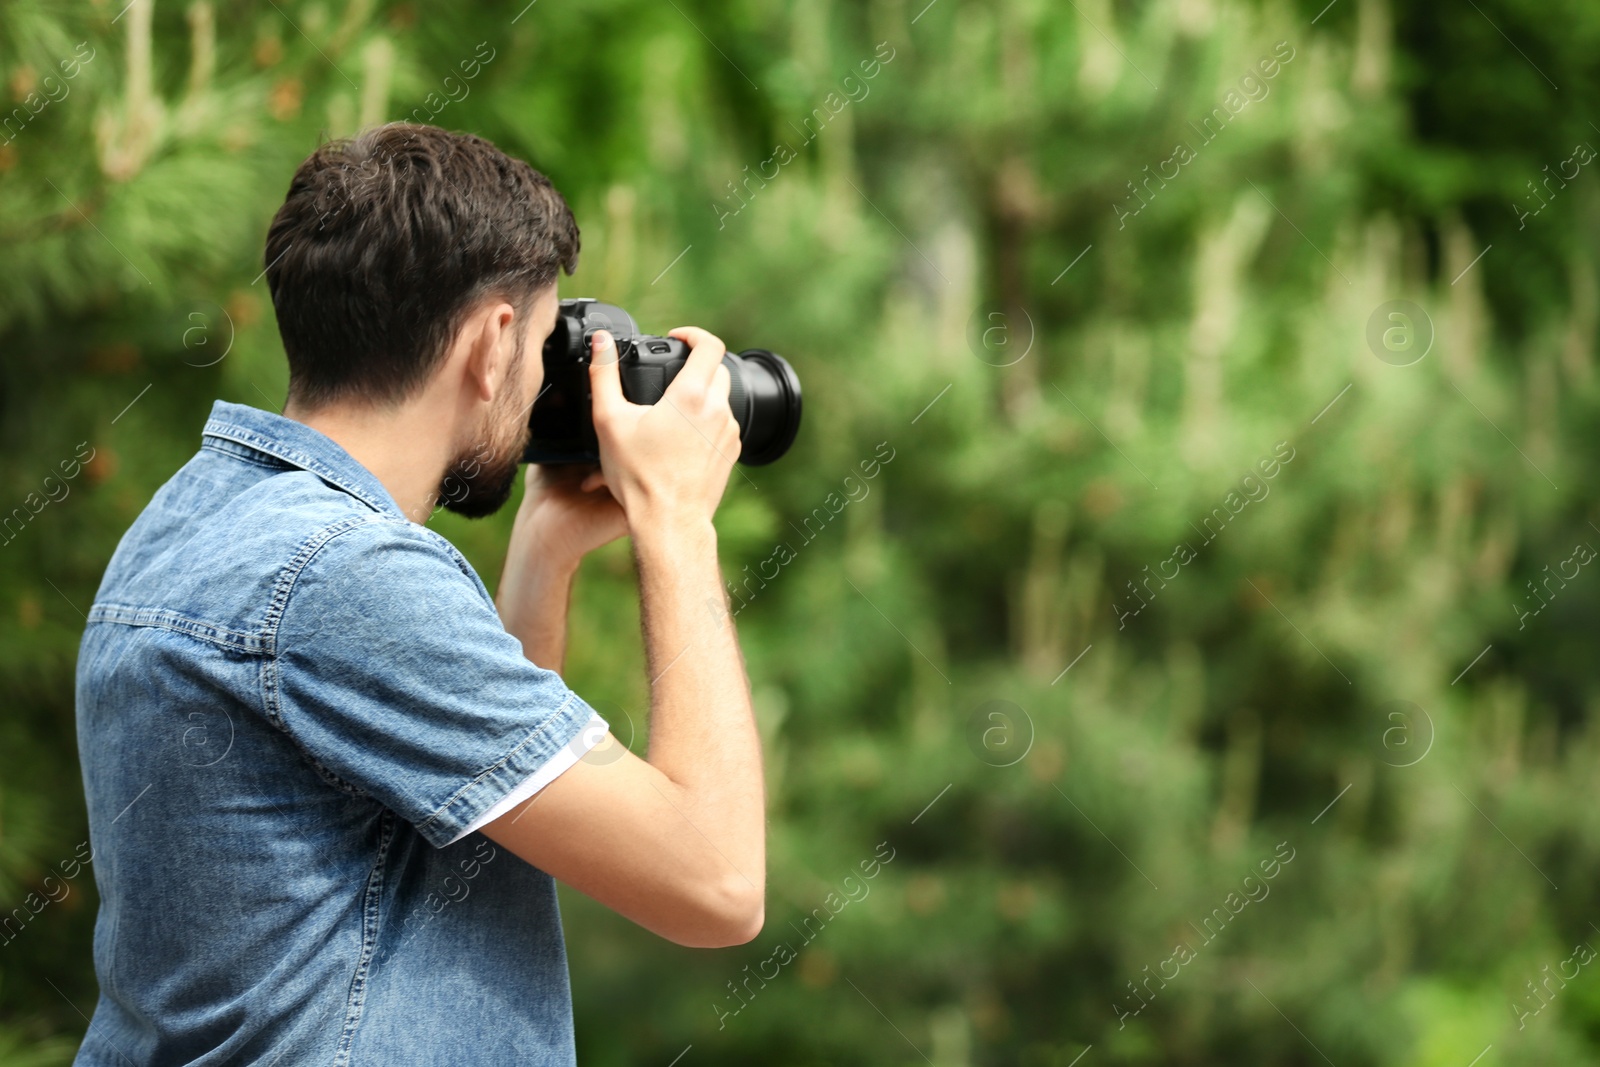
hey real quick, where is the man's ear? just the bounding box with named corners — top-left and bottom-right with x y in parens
top-left (462, 300), bottom-right (518, 404)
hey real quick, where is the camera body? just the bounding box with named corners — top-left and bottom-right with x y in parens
top-left (524, 299), bottom-right (802, 466)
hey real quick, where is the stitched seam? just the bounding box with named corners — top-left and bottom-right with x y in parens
top-left (416, 690), bottom-right (584, 843)
top-left (258, 517), bottom-right (408, 798)
top-left (333, 809), bottom-right (396, 1067)
top-left (260, 655), bottom-right (368, 799)
top-left (259, 518), bottom-right (447, 798)
top-left (261, 515), bottom-right (403, 640)
top-left (84, 603), bottom-right (267, 655)
top-left (199, 438), bottom-right (294, 471)
top-left (202, 421), bottom-right (393, 516)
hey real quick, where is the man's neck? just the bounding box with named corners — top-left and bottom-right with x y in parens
top-left (284, 398), bottom-right (451, 524)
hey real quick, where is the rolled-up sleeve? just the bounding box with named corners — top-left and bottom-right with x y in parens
top-left (269, 518), bottom-right (598, 847)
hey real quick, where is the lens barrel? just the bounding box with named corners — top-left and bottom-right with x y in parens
top-left (730, 349), bottom-right (803, 466)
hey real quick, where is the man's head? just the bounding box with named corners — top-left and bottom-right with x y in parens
top-left (264, 123), bottom-right (579, 517)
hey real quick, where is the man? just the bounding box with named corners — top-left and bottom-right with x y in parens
top-left (73, 123), bottom-right (765, 1066)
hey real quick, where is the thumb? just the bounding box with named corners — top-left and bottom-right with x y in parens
top-left (587, 329), bottom-right (624, 413)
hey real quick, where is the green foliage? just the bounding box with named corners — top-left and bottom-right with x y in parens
top-left (3, 0), bottom-right (1599, 1063)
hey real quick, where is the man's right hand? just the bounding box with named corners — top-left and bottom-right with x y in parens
top-left (584, 327), bottom-right (741, 533)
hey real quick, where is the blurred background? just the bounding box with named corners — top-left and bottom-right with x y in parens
top-left (3, 0), bottom-right (1599, 1063)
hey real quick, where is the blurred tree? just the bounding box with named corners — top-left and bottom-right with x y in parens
top-left (2, 0), bottom-right (1599, 1064)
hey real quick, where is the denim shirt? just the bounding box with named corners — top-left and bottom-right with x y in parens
top-left (73, 401), bottom-right (597, 1066)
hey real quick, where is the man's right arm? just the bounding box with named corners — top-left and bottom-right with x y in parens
top-left (481, 326), bottom-right (766, 949)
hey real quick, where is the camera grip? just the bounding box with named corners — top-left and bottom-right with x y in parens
top-left (620, 362), bottom-right (670, 405)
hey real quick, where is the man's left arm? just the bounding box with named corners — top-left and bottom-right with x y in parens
top-left (495, 465), bottom-right (626, 672)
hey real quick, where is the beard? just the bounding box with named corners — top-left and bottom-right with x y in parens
top-left (437, 335), bottom-right (533, 520)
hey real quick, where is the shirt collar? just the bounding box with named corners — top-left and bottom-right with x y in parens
top-left (201, 400), bottom-right (408, 521)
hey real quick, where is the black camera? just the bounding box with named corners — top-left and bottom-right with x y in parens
top-left (523, 299), bottom-right (802, 467)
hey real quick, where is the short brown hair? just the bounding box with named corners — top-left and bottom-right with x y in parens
top-left (264, 123), bottom-right (580, 408)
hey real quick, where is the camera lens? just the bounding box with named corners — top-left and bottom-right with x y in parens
top-left (731, 349), bottom-right (802, 466)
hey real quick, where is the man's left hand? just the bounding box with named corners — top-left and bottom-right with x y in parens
top-left (497, 464), bottom-right (627, 671)
top-left (514, 463), bottom-right (628, 573)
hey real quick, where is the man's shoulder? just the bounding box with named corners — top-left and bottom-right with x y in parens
top-left (277, 490), bottom-right (479, 598)
top-left (234, 467), bottom-right (494, 646)
top-left (91, 448), bottom-right (474, 648)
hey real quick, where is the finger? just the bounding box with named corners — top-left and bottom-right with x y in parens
top-left (711, 361), bottom-right (732, 402)
top-left (580, 469), bottom-right (608, 493)
top-left (587, 330), bottom-right (625, 413)
top-left (719, 420), bottom-right (742, 459)
top-left (666, 326), bottom-right (727, 390)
